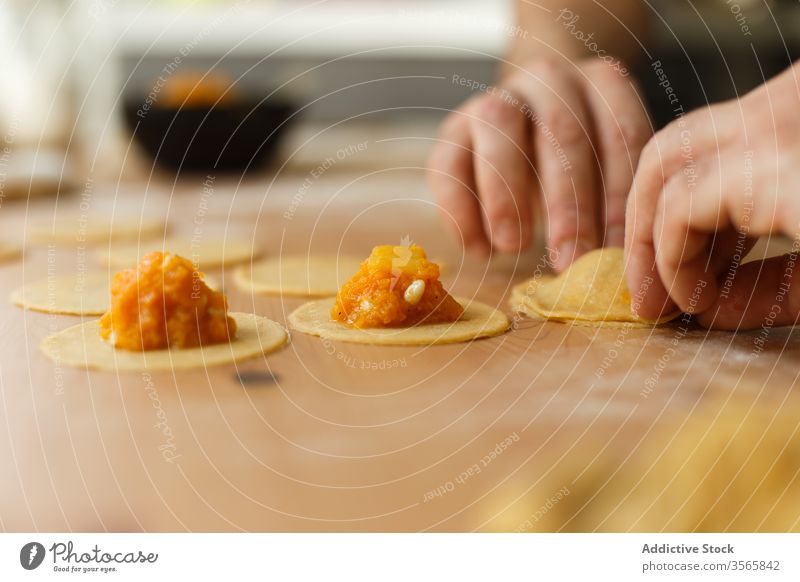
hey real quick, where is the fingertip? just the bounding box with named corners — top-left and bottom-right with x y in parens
top-left (553, 239), bottom-right (592, 272)
top-left (491, 218), bottom-right (531, 253)
top-left (626, 253), bottom-right (676, 319)
top-left (633, 288), bottom-right (678, 320)
top-left (674, 275), bottom-right (718, 317)
top-left (466, 238), bottom-right (492, 258)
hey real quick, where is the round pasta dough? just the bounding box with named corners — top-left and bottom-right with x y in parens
top-left (289, 297), bottom-right (509, 345)
top-left (510, 248), bottom-right (679, 328)
top-left (41, 312), bottom-right (287, 371)
top-left (11, 272), bottom-right (218, 316)
top-left (28, 216), bottom-right (165, 244)
top-left (95, 237), bottom-right (257, 270)
top-left (234, 255), bottom-right (362, 296)
top-left (11, 273), bottom-right (112, 315)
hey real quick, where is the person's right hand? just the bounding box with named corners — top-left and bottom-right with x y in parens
top-left (428, 55), bottom-right (652, 271)
top-left (625, 60), bottom-right (800, 330)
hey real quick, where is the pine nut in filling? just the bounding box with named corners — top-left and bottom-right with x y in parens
top-left (404, 279), bottom-right (426, 305)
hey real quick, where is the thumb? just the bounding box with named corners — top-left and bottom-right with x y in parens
top-left (696, 252), bottom-right (800, 330)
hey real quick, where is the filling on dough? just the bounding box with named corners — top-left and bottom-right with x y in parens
top-left (331, 244), bottom-right (463, 328)
top-left (99, 251), bottom-right (236, 351)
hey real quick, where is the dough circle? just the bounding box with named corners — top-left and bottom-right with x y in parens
top-left (11, 273), bottom-right (218, 316)
top-left (510, 248), bottom-right (679, 328)
top-left (11, 273), bottom-right (112, 315)
top-left (95, 237), bottom-right (257, 269)
top-left (289, 297), bottom-right (509, 345)
top-left (234, 256), bottom-right (362, 296)
top-left (41, 312), bottom-right (288, 371)
top-left (28, 216), bottom-right (165, 244)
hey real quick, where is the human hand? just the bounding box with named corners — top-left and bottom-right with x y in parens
top-left (428, 56), bottom-right (651, 271)
top-left (625, 61), bottom-right (800, 329)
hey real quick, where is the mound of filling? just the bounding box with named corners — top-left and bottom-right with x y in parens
top-left (159, 71), bottom-right (239, 108)
top-left (99, 251), bottom-right (236, 351)
top-left (331, 245), bottom-right (463, 328)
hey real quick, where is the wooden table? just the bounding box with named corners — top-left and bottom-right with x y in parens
top-left (1, 166), bottom-right (798, 532)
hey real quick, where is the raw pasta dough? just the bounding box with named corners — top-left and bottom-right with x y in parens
top-left (290, 297), bottom-right (509, 345)
top-left (11, 273), bottom-right (111, 315)
top-left (234, 255), bottom-right (362, 296)
top-left (510, 248), bottom-right (679, 328)
top-left (95, 237), bottom-right (257, 269)
top-left (11, 272), bottom-right (218, 315)
top-left (40, 312), bottom-right (287, 371)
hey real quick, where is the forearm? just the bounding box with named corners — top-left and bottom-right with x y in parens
top-left (504, 0), bottom-right (649, 73)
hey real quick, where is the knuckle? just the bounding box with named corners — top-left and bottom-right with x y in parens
top-left (437, 110), bottom-right (468, 141)
top-left (542, 109), bottom-right (588, 149)
top-left (607, 117), bottom-right (652, 155)
top-left (545, 200), bottom-right (580, 242)
top-left (581, 57), bottom-right (629, 81)
top-left (522, 54), bottom-right (564, 79)
top-left (472, 93), bottom-right (522, 128)
top-left (639, 136), bottom-right (662, 168)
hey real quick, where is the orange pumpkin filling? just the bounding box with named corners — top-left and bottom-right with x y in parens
top-left (99, 251), bottom-right (236, 351)
top-left (331, 245), bottom-right (463, 328)
top-left (159, 72), bottom-right (239, 108)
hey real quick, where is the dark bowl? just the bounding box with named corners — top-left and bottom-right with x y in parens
top-left (124, 97), bottom-right (295, 173)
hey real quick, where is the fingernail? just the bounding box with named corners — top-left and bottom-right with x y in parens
top-left (494, 219), bottom-right (521, 252)
top-left (555, 242), bottom-right (575, 271)
top-left (555, 240), bottom-right (591, 271)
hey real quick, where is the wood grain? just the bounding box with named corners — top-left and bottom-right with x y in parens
top-left (1, 169), bottom-right (798, 532)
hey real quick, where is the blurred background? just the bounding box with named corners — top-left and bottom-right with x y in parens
top-left (2, 0), bottom-right (799, 187)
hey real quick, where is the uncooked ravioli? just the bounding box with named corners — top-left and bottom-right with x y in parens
top-left (233, 255), bottom-right (362, 296)
top-left (510, 247), bottom-right (679, 328)
top-left (95, 237), bottom-right (257, 269)
top-left (289, 297), bottom-right (509, 345)
top-left (40, 312), bottom-right (287, 371)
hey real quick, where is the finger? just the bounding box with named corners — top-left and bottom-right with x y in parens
top-left (630, 103), bottom-right (740, 228)
top-left (465, 92), bottom-right (534, 253)
top-left (505, 58), bottom-right (600, 271)
top-left (707, 228), bottom-right (758, 277)
top-left (625, 105), bottom-right (736, 318)
top-left (696, 252), bottom-right (800, 330)
top-left (428, 111), bottom-right (490, 256)
top-left (653, 157), bottom-right (731, 314)
top-left (578, 60), bottom-right (652, 247)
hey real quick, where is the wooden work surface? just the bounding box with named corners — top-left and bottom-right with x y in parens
top-left (1, 166), bottom-right (798, 532)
